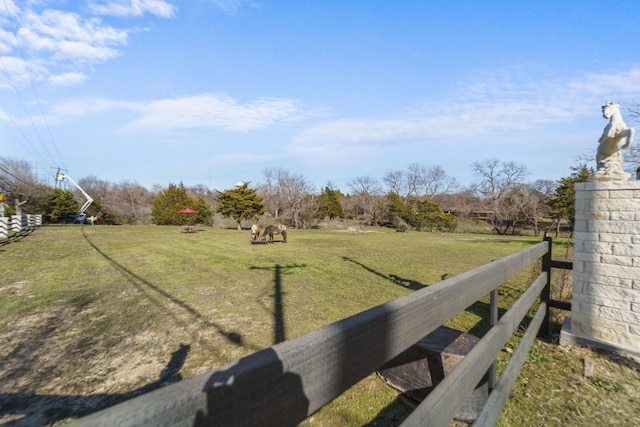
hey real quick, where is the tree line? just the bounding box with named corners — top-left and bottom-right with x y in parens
top-left (0, 156), bottom-right (591, 235)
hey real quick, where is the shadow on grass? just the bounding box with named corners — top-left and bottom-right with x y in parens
top-left (0, 344), bottom-right (191, 425)
top-left (0, 227), bottom-right (36, 247)
top-left (2, 228), bottom-right (260, 425)
top-left (250, 263), bottom-right (306, 345)
top-left (81, 228), bottom-right (249, 349)
top-left (342, 257), bottom-right (427, 291)
top-left (342, 256), bottom-right (507, 336)
top-left (362, 395), bottom-right (413, 426)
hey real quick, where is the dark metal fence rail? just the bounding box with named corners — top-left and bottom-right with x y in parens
top-left (71, 238), bottom-right (571, 427)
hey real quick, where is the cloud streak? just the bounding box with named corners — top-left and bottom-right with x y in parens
top-left (88, 0), bottom-right (177, 18)
top-left (36, 93), bottom-right (315, 133)
top-left (289, 66), bottom-right (640, 163)
top-left (125, 94), bottom-right (310, 132)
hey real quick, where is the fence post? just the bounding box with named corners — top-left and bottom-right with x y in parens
top-left (539, 234), bottom-right (552, 337)
top-left (0, 217), bottom-right (8, 239)
top-left (11, 215), bottom-right (21, 232)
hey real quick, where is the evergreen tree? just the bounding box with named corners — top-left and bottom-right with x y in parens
top-left (384, 193), bottom-right (457, 231)
top-left (216, 185), bottom-right (265, 229)
top-left (410, 198), bottom-right (458, 232)
top-left (43, 189), bottom-right (79, 223)
top-left (384, 192), bottom-right (411, 229)
top-left (316, 186), bottom-right (344, 220)
top-left (192, 195), bottom-right (214, 225)
top-left (548, 165), bottom-right (590, 237)
top-left (151, 183), bottom-right (196, 225)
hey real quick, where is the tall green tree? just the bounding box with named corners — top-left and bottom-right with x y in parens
top-left (409, 198), bottom-right (458, 232)
top-left (383, 193), bottom-right (457, 232)
top-left (548, 165), bottom-right (590, 237)
top-left (43, 188), bottom-right (78, 223)
top-left (192, 195), bottom-right (214, 225)
top-left (151, 183), bottom-right (199, 225)
top-left (216, 185), bottom-right (265, 229)
top-left (384, 192), bottom-right (410, 229)
top-left (316, 186), bottom-right (344, 220)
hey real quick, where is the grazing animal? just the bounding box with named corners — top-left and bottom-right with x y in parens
top-left (262, 224), bottom-right (287, 243)
top-left (251, 224), bottom-right (260, 241)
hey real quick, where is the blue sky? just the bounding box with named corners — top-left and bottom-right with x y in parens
top-left (2, 0), bottom-right (640, 192)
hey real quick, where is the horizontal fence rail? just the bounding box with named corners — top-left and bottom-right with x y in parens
top-left (400, 272), bottom-right (547, 426)
top-left (71, 239), bottom-right (571, 427)
top-left (473, 302), bottom-right (547, 426)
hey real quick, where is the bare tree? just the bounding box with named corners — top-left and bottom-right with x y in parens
top-left (471, 159), bottom-right (529, 235)
top-left (437, 190), bottom-right (482, 219)
top-left (405, 163), bottom-right (426, 197)
top-left (79, 177), bottom-right (155, 224)
top-left (383, 164), bottom-right (458, 198)
top-left (347, 175), bottom-right (384, 224)
top-left (518, 181), bottom-right (553, 236)
top-left (260, 168), bottom-right (284, 218)
top-left (347, 175), bottom-right (383, 195)
top-left (260, 168), bottom-right (314, 228)
top-left (78, 175), bottom-right (109, 211)
top-left (112, 181), bottom-right (156, 224)
top-left (382, 170), bottom-right (406, 196)
top-left (0, 157), bottom-right (45, 214)
top-left (423, 165), bottom-right (459, 197)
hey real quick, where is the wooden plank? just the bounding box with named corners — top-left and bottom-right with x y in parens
top-left (472, 302), bottom-right (546, 426)
top-left (549, 299), bottom-right (571, 311)
top-left (550, 260), bottom-right (572, 270)
top-left (400, 272), bottom-right (547, 427)
top-left (70, 242), bottom-right (548, 427)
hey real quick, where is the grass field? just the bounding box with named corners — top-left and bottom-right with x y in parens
top-left (1, 225), bottom-right (638, 426)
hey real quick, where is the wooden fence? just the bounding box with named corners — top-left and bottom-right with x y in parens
top-left (0, 215), bottom-right (41, 242)
top-left (71, 236), bottom-right (571, 427)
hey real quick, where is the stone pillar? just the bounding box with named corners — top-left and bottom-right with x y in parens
top-left (560, 181), bottom-right (640, 357)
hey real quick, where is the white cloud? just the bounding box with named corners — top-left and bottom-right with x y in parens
top-left (0, 0), bottom-right (18, 17)
top-left (20, 9), bottom-right (128, 63)
top-left (89, 0), bottom-right (177, 18)
top-left (289, 66), bottom-right (640, 163)
top-left (39, 92), bottom-right (314, 133)
top-left (48, 97), bottom-right (133, 120)
top-left (125, 93), bottom-right (309, 132)
top-left (0, 55), bottom-right (48, 88)
top-left (0, 1), bottom-right (172, 89)
top-left (49, 72), bottom-right (88, 87)
top-left (211, 0), bottom-right (256, 14)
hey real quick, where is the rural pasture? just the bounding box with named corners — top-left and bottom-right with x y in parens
top-left (1, 225), bottom-right (638, 426)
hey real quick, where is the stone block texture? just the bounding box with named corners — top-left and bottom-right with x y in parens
top-left (571, 181), bottom-right (640, 352)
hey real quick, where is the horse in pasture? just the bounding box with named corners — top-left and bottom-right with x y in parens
top-left (251, 224), bottom-right (260, 241)
top-left (262, 224), bottom-right (287, 243)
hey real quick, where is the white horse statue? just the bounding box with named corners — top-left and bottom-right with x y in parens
top-left (591, 101), bottom-right (635, 181)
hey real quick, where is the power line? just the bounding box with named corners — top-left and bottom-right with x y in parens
top-left (0, 0), bottom-right (67, 171)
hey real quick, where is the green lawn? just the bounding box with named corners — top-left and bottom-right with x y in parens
top-left (1, 225), bottom-right (638, 426)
